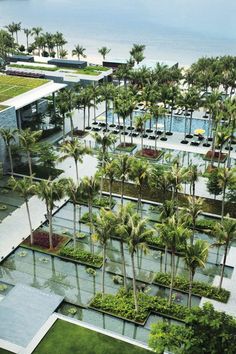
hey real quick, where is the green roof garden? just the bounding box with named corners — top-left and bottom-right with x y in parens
top-left (0, 75), bottom-right (49, 103)
top-left (9, 63), bottom-right (110, 76)
top-left (0, 105), bottom-right (8, 112)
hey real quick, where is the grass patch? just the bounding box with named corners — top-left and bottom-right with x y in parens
top-left (116, 143), bottom-right (137, 153)
top-left (0, 105), bottom-right (8, 111)
top-left (9, 64), bottom-right (58, 72)
top-left (0, 75), bottom-right (49, 102)
top-left (154, 272), bottom-right (230, 303)
top-left (135, 148), bottom-right (164, 161)
top-left (59, 246), bottom-right (103, 268)
top-left (33, 319), bottom-right (151, 354)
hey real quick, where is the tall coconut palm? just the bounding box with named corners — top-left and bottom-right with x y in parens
top-left (130, 159), bottom-right (150, 215)
top-left (169, 161), bottom-right (189, 206)
top-left (9, 177), bottom-right (36, 245)
top-left (92, 208), bottom-right (116, 296)
top-left (72, 44), bottom-right (86, 60)
top-left (184, 196), bottom-right (203, 245)
top-left (65, 178), bottom-right (82, 249)
top-left (114, 155), bottom-right (133, 205)
top-left (215, 126), bottom-right (231, 167)
top-left (31, 27), bottom-right (42, 38)
top-left (103, 160), bottom-right (117, 209)
top-left (18, 128), bottom-right (42, 178)
top-left (134, 114), bottom-right (149, 151)
top-left (35, 179), bottom-right (64, 249)
top-left (188, 164), bottom-right (199, 198)
top-left (149, 105), bottom-right (166, 151)
top-left (114, 97), bottom-right (133, 146)
top-left (58, 139), bottom-right (91, 182)
top-left (130, 43), bottom-right (146, 65)
top-left (127, 213), bottom-right (153, 311)
top-left (80, 175), bottom-right (100, 250)
top-left (92, 132), bottom-right (117, 198)
top-left (98, 46), bottom-right (111, 60)
top-left (202, 90), bottom-right (222, 145)
top-left (23, 28), bottom-right (31, 51)
top-left (0, 128), bottom-right (17, 175)
top-left (159, 215), bottom-right (190, 304)
top-left (99, 83), bottom-right (116, 129)
top-left (212, 217), bottom-right (236, 289)
top-left (217, 167), bottom-right (236, 221)
top-left (184, 240), bottom-right (209, 307)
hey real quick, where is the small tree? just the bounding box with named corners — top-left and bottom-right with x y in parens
top-left (98, 46), bottom-right (111, 60)
top-left (0, 128), bottom-right (17, 175)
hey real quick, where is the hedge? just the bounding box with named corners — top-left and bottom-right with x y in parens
top-left (59, 246), bottom-right (103, 267)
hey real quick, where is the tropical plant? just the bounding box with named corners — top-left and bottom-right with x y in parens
top-left (184, 240), bottom-right (209, 307)
top-left (184, 196), bottom-right (203, 245)
top-left (0, 128), bottom-right (17, 175)
top-left (72, 44), bottom-right (86, 60)
top-left (92, 208), bottom-right (116, 295)
top-left (114, 155), bottom-right (133, 205)
top-left (98, 46), bottom-right (111, 60)
top-left (9, 177), bottom-right (36, 245)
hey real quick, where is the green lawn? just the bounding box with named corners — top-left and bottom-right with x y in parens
top-left (33, 320), bottom-right (151, 354)
top-left (9, 64), bottom-right (58, 72)
top-left (0, 349), bottom-right (13, 354)
top-left (0, 75), bottom-right (49, 102)
top-left (0, 105), bottom-right (8, 111)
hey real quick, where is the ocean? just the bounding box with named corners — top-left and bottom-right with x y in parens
top-left (0, 0), bottom-right (236, 65)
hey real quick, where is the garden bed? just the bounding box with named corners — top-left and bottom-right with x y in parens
top-left (203, 150), bottom-right (227, 163)
top-left (115, 143), bottom-right (137, 153)
top-left (73, 129), bottom-right (88, 138)
top-left (59, 246), bottom-right (103, 268)
top-left (23, 230), bottom-right (68, 252)
top-left (135, 149), bottom-right (163, 160)
top-left (154, 272), bottom-right (230, 303)
top-left (90, 288), bottom-right (188, 324)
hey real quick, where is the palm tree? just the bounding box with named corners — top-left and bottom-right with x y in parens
top-left (149, 105), bottom-right (166, 151)
top-left (130, 44), bottom-right (146, 65)
top-left (9, 177), bottom-right (36, 245)
top-left (93, 132), bottom-right (117, 198)
top-left (5, 23), bottom-right (15, 39)
top-left (18, 128), bottom-right (42, 178)
top-left (169, 161), bottom-right (189, 206)
top-left (127, 213), bottom-right (153, 311)
top-left (99, 83), bottom-right (116, 129)
top-left (130, 159), bottom-right (150, 214)
top-left (72, 44), bottom-right (86, 60)
top-left (35, 179), bottom-right (64, 249)
top-left (215, 126), bottom-right (231, 167)
top-left (188, 164), bottom-right (199, 198)
top-left (159, 215), bottom-right (190, 304)
top-left (0, 128), bottom-right (17, 175)
top-left (114, 155), bottom-right (133, 205)
top-left (31, 27), bottom-right (42, 38)
top-left (98, 46), bottom-right (111, 60)
top-left (80, 175), bottom-right (100, 250)
top-left (23, 28), bottom-right (31, 51)
top-left (5, 22), bottom-right (21, 43)
top-left (103, 160), bottom-right (117, 209)
top-left (134, 114), bottom-right (149, 151)
top-left (202, 90), bottom-right (222, 145)
top-left (212, 217), bottom-right (236, 289)
top-left (184, 196), bottom-right (203, 245)
top-left (58, 140), bottom-right (91, 182)
top-left (65, 178), bottom-right (82, 249)
top-left (114, 97), bottom-right (133, 146)
top-left (217, 167), bottom-right (236, 221)
top-left (184, 240), bottom-right (209, 307)
top-left (92, 208), bottom-right (116, 295)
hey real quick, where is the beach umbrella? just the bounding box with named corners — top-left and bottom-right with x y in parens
top-left (194, 129), bottom-right (205, 135)
top-left (97, 116), bottom-right (106, 122)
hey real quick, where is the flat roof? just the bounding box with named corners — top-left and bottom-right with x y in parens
top-left (2, 81), bottom-right (66, 110)
top-left (48, 59), bottom-right (87, 65)
top-left (134, 59), bottom-right (178, 69)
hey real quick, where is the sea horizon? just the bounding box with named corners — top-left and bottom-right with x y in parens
top-left (0, 0), bottom-right (236, 65)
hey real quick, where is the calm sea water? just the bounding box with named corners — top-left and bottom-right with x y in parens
top-left (0, 0), bottom-right (236, 65)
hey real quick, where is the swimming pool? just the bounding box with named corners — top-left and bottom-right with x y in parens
top-left (106, 110), bottom-right (209, 134)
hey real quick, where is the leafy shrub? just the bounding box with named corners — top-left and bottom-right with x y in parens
top-left (93, 196), bottom-right (115, 208)
top-left (154, 272), bottom-right (230, 303)
top-left (28, 231), bottom-right (64, 249)
top-left (86, 268), bottom-right (97, 276)
top-left (80, 212), bottom-right (97, 224)
top-left (112, 275), bottom-right (123, 284)
top-left (60, 246), bottom-right (103, 267)
top-left (195, 218), bottom-right (218, 231)
top-left (0, 284), bottom-right (8, 292)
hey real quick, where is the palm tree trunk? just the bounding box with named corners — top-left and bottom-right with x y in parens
top-left (169, 251), bottom-right (175, 305)
top-left (219, 243), bottom-right (228, 289)
top-left (73, 203), bottom-right (76, 249)
top-left (62, 114), bottom-right (65, 142)
top-left (130, 113), bottom-right (133, 145)
top-left (131, 252), bottom-right (138, 312)
top-left (70, 116), bottom-right (74, 138)
top-left (221, 186), bottom-right (226, 222)
top-left (109, 180), bottom-right (113, 209)
top-left (123, 118), bottom-right (126, 146)
top-left (25, 199), bottom-right (34, 245)
top-left (27, 151), bottom-right (33, 178)
top-left (121, 179), bottom-right (124, 205)
top-left (83, 107), bottom-right (86, 131)
top-left (48, 209), bottom-right (53, 249)
top-left (188, 270), bottom-right (193, 308)
top-left (75, 160), bottom-right (79, 182)
top-left (8, 145), bottom-right (14, 175)
top-left (102, 244), bottom-right (106, 296)
top-left (120, 241), bottom-right (127, 290)
top-left (89, 201), bottom-right (94, 253)
top-left (164, 245), bottom-right (168, 273)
